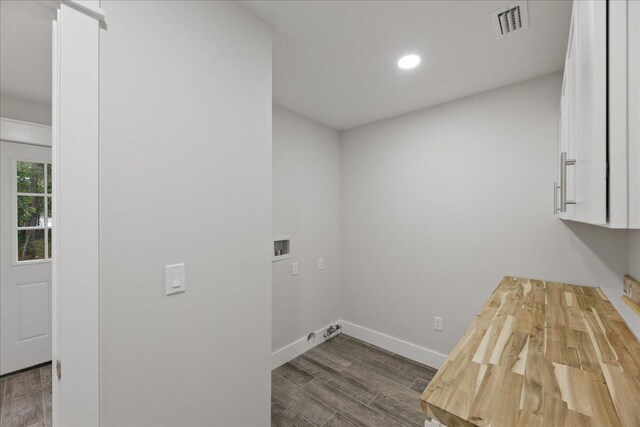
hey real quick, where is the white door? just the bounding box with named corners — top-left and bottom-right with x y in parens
top-left (1, 140), bottom-right (52, 375)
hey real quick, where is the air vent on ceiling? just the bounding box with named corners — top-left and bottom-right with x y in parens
top-left (491, 2), bottom-right (529, 39)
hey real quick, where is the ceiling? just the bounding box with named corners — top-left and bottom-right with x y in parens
top-left (0, 0), bottom-right (52, 104)
top-left (0, 1), bottom-right (572, 127)
top-left (241, 0), bottom-right (572, 130)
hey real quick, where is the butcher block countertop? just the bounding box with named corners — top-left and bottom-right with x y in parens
top-left (420, 276), bottom-right (640, 427)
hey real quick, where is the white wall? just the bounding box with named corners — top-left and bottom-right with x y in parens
top-left (630, 231), bottom-right (640, 278)
top-left (341, 72), bottom-right (629, 356)
top-left (0, 94), bottom-right (51, 125)
top-left (272, 106), bottom-right (342, 351)
top-left (99, 2), bottom-right (272, 425)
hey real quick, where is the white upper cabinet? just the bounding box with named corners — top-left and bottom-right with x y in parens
top-left (557, 0), bottom-right (607, 224)
top-left (556, 0), bottom-right (639, 229)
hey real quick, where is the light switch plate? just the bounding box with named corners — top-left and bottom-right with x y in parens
top-left (292, 262), bottom-right (299, 276)
top-left (318, 258), bottom-right (324, 270)
top-left (165, 263), bottom-right (186, 295)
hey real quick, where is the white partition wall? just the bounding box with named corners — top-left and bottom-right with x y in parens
top-left (98, 1), bottom-right (272, 425)
top-left (51, 1), bottom-right (102, 425)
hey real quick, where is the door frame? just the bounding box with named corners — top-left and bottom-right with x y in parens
top-left (34, 1), bottom-right (104, 425)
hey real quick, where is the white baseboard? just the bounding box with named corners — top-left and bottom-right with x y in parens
top-left (271, 321), bottom-right (340, 369)
top-left (271, 319), bottom-right (448, 370)
top-left (340, 320), bottom-right (447, 369)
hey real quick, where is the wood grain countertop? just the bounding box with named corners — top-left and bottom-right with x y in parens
top-left (420, 276), bottom-right (640, 427)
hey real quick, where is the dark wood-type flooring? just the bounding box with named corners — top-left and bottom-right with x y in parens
top-left (272, 334), bottom-right (437, 427)
top-left (0, 364), bottom-right (52, 427)
top-left (1, 336), bottom-right (435, 427)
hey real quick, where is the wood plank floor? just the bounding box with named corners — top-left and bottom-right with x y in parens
top-left (272, 334), bottom-right (437, 427)
top-left (0, 364), bottom-right (52, 427)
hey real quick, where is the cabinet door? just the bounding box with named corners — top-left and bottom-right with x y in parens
top-left (558, 8), bottom-right (577, 220)
top-left (564, 0), bottom-right (607, 224)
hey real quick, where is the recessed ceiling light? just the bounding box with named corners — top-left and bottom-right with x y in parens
top-left (397, 54), bottom-right (421, 70)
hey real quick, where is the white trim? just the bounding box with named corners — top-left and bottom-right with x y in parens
top-left (271, 322), bottom-right (340, 369)
top-left (36, 0), bottom-right (105, 22)
top-left (65, 1), bottom-right (104, 21)
top-left (340, 320), bottom-right (447, 369)
top-left (51, 12), bottom-right (61, 426)
top-left (271, 319), bottom-right (448, 370)
top-left (0, 118), bottom-right (52, 147)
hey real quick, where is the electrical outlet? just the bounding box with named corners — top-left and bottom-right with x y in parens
top-left (292, 262), bottom-right (299, 276)
top-left (318, 258), bottom-right (324, 270)
top-left (434, 316), bottom-right (443, 332)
